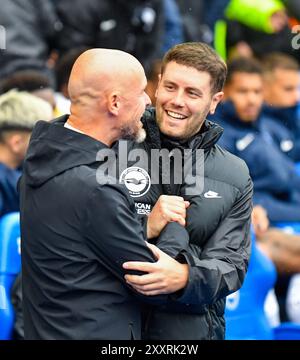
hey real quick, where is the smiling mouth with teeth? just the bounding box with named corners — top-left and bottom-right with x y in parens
top-left (166, 110), bottom-right (187, 120)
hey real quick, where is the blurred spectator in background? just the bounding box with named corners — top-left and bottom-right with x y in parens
top-left (175, 0), bottom-right (211, 44)
top-left (55, 0), bottom-right (164, 74)
top-left (159, 0), bottom-right (231, 58)
top-left (0, 0), bottom-right (62, 81)
top-left (160, 0), bottom-right (184, 55)
top-left (211, 58), bottom-right (300, 324)
top-left (175, 0), bottom-right (229, 46)
top-left (261, 53), bottom-right (300, 162)
top-left (252, 205), bottom-right (300, 274)
top-left (226, 0), bottom-right (288, 34)
top-left (55, 0), bottom-right (231, 72)
top-left (209, 54), bottom-right (300, 271)
top-left (211, 57), bottom-right (300, 223)
top-left (203, 0), bottom-right (231, 33)
top-left (0, 71), bottom-right (55, 109)
top-left (251, 202), bottom-right (300, 323)
top-left (0, 90), bottom-right (53, 340)
top-left (214, 0), bottom-right (300, 62)
top-left (262, 53), bottom-right (299, 108)
top-left (0, 70), bottom-right (63, 117)
top-left (0, 90), bottom-right (53, 219)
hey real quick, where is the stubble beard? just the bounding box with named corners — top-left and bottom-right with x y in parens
top-left (120, 123), bottom-right (146, 143)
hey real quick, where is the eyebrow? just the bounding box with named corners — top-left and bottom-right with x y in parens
top-left (186, 87), bottom-right (203, 95)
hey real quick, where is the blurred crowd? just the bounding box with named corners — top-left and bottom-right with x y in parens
top-left (1, 0), bottom-right (300, 339)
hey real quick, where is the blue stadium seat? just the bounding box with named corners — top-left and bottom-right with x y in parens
top-left (0, 212), bottom-right (21, 340)
top-left (274, 222), bottom-right (300, 234)
top-left (295, 162), bottom-right (300, 177)
top-left (225, 232), bottom-right (277, 339)
top-left (273, 322), bottom-right (300, 340)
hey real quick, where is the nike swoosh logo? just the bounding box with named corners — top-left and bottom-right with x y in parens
top-left (236, 133), bottom-right (255, 151)
top-left (204, 191), bottom-right (222, 199)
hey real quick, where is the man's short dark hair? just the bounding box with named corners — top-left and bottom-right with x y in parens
top-left (161, 42), bottom-right (227, 94)
top-left (0, 70), bottom-right (52, 94)
top-left (261, 52), bottom-right (300, 74)
top-left (226, 57), bottom-right (263, 85)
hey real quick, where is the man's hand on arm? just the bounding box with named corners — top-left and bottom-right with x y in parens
top-left (123, 242), bottom-right (189, 296)
top-left (147, 195), bottom-right (190, 239)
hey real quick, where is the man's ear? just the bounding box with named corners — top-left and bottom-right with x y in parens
top-left (7, 133), bottom-right (22, 154)
top-left (7, 132), bottom-right (31, 165)
top-left (209, 91), bottom-right (224, 115)
top-left (6, 133), bottom-right (28, 161)
top-left (108, 92), bottom-right (121, 116)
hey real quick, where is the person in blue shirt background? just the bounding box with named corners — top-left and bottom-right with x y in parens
top-left (0, 90), bottom-right (53, 218)
top-left (261, 52), bottom-right (300, 162)
top-left (0, 89), bottom-right (53, 339)
top-left (210, 57), bottom-right (300, 223)
top-left (210, 57), bottom-right (300, 324)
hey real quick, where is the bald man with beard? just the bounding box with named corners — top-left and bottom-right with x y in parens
top-left (19, 49), bottom-right (190, 340)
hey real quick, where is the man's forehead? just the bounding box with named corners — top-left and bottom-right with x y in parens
top-left (230, 72), bottom-right (262, 84)
top-left (273, 68), bottom-right (300, 81)
top-left (162, 62), bottom-right (211, 87)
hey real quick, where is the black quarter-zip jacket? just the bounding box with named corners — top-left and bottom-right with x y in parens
top-left (19, 115), bottom-right (190, 340)
top-left (122, 108), bottom-right (253, 339)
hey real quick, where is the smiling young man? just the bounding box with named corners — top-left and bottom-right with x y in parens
top-left (155, 46), bottom-right (224, 140)
top-left (122, 42), bottom-right (253, 340)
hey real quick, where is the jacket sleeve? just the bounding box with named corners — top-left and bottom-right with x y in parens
top-left (173, 175), bottom-right (253, 306)
top-left (84, 183), bottom-right (186, 304)
top-left (153, 222), bottom-right (190, 259)
top-left (137, 213), bottom-right (190, 259)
